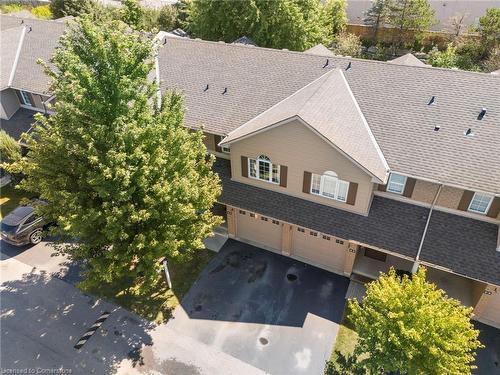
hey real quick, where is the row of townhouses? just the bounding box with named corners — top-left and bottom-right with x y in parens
top-left (1, 15), bottom-right (499, 329)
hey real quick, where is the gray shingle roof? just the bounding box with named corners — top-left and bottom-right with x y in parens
top-left (388, 53), bottom-right (428, 67)
top-left (304, 44), bottom-right (334, 57)
top-left (0, 26), bottom-right (24, 90)
top-left (221, 69), bottom-right (389, 182)
top-left (158, 37), bottom-right (500, 194)
top-left (214, 158), bottom-right (500, 286)
top-left (0, 15), bottom-right (67, 94)
top-left (420, 211), bottom-right (500, 286)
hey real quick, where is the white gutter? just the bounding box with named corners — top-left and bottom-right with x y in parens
top-left (8, 26), bottom-right (27, 87)
top-left (154, 52), bottom-right (161, 109)
top-left (412, 183), bottom-right (443, 273)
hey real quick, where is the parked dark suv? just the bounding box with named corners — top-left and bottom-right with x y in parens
top-left (0, 204), bottom-right (47, 246)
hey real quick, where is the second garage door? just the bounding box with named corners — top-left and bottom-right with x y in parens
top-left (236, 210), bottom-right (282, 253)
top-left (476, 287), bottom-right (500, 329)
top-left (292, 227), bottom-right (347, 274)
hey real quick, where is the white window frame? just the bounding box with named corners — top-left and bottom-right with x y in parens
top-left (468, 192), bottom-right (494, 215)
top-left (19, 90), bottom-right (33, 106)
top-left (310, 171), bottom-right (349, 203)
top-left (248, 155), bottom-right (280, 184)
top-left (221, 145), bottom-right (230, 153)
top-left (386, 173), bottom-right (407, 195)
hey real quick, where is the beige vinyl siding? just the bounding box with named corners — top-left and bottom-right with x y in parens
top-left (386, 179), bottom-right (500, 219)
top-left (230, 119), bottom-right (374, 215)
top-left (0, 88), bottom-right (20, 119)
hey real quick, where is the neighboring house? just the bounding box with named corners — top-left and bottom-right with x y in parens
top-left (2, 15), bottom-right (499, 330)
top-left (0, 15), bottom-right (66, 141)
top-left (346, 0), bottom-right (498, 31)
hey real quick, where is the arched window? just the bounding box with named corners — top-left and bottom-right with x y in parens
top-left (248, 155), bottom-right (280, 184)
top-left (311, 171), bottom-right (349, 202)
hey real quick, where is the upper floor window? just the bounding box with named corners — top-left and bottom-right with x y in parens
top-left (387, 173), bottom-right (407, 194)
top-left (249, 155), bottom-right (280, 184)
top-left (468, 192), bottom-right (493, 214)
top-left (19, 90), bottom-right (33, 106)
top-left (311, 171), bottom-right (349, 202)
top-left (221, 145), bottom-right (230, 153)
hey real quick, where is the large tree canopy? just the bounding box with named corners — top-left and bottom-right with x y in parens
top-left (15, 16), bottom-right (222, 290)
top-left (185, 0), bottom-right (346, 51)
top-left (349, 268), bottom-right (482, 374)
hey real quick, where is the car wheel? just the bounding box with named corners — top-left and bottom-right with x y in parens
top-left (29, 229), bottom-right (43, 245)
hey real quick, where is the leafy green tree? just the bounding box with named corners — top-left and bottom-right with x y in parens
top-left (0, 130), bottom-right (21, 164)
top-left (322, 0), bottom-right (347, 39)
top-left (478, 8), bottom-right (500, 50)
top-left (121, 0), bottom-right (143, 29)
top-left (158, 5), bottom-right (179, 31)
top-left (387, 0), bottom-right (437, 51)
top-left (185, 0), bottom-right (328, 51)
top-left (363, 0), bottom-right (390, 41)
top-left (349, 268), bottom-right (482, 374)
top-left (428, 43), bottom-right (458, 69)
top-left (186, 0), bottom-right (260, 44)
top-left (483, 47), bottom-right (500, 72)
top-left (332, 32), bottom-right (362, 57)
top-left (49, 0), bottom-right (96, 18)
top-left (14, 16), bottom-right (222, 291)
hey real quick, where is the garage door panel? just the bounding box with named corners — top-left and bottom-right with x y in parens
top-left (236, 212), bottom-right (282, 252)
top-left (292, 229), bottom-right (346, 274)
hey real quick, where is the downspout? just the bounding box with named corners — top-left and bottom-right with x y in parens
top-left (412, 183), bottom-right (443, 273)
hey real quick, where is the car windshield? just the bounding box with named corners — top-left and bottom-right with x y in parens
top-left (1, 222), bottom-right (18, 234)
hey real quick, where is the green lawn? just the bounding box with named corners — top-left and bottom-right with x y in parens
top-left (0, 184), bottom-right (33, 219)
top-left (81, 249), bottom-right (216, 323)
top-left (330, 305), bottom-right (359, 362)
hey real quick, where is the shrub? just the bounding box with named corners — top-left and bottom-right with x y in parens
top-left (158, 5), bottom-right (178, 31)
top-left (49, 0), bottom-right (96, 18)
top-left (0, 130), bottom-right (21, 164)
top-left (0, 3), bottom-right (24, 13)
top-left (31, 5), bottom-right (52, 19)
top-left (332, 32), bottom-right (362, 57)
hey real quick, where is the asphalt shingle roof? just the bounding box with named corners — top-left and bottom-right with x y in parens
top-left (158, 37), bottom-right (500, 194)
top-left (0, 108), bottom-right (36, 141)
top-left (421, 211), bottom-right (500, 286)
top-left (0, 26), bottom-right (25, 90)
top-left (214, 158), bottom-right (500, 286)
top-left (0, 15), bottom-right (67, 94)
top-left (222, 69), bottom-right (389, 182)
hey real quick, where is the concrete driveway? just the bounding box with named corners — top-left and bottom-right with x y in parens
top-left (168, 239), bottom-right (349, 375)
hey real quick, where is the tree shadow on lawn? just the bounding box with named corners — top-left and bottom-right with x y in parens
top-left (81, 249), bottom-right (216, 324)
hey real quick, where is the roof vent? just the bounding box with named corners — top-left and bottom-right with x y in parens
top-left (434, 125), bottom-right (440, 131)
top-left (464, 128), bottom-right (474, 137)
top-left (428, 96), bottom-right (436, 105)
top-left (346, 62), bottom-right (352, 70)
top-left (477, 108), bottom-right (487, 120)
top-left (222, 87), bottom-right (227, 95)
top-left (323, 59), bottom-right (329, 68)
top-left (204, 84), bottom-right (209, 92)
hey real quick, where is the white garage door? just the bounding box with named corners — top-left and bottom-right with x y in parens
top-left (477, 289), bottom-right (500, 329)
top-left (236, 210), bottom-right (282, 253)
top-left (291, 227), bottom-right (347, 274)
